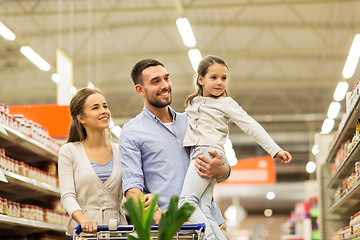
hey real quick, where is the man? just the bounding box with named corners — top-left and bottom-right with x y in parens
top-left (119, 59), bottom-right (230, 226)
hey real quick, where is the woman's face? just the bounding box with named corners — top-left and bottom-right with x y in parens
top-left (199, 63), bottom-right (228, 97)
top-left (78, 93), bottom-right (111, 130)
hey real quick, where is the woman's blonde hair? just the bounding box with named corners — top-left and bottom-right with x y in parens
top-left (185, 55), bottom-right (228, 106)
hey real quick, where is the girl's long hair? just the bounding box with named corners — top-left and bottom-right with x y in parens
top-left (67, 87), bottom-right (102, 143)
top-left (185, 55), bottom-right (228, 106)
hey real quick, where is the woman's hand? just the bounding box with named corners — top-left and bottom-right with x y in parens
top-left (153, 206), bottom-right (162, 225)
top-left (80, 219), bottom-right (98, 234)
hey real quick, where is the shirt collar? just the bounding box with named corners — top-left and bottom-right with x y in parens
top-left (142, 106), bottom-right (177, 122)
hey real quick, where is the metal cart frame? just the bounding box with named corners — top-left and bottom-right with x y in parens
top-left (73, 223), bottom-right (205, 240)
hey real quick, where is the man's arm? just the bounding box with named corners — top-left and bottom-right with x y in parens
top-left (125, 188), bottom-right (162, 225)
top-left (195, 150), bottom-right (230, 182)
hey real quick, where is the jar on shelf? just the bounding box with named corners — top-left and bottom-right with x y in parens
top-left (20, 204), bottom-right (29, 219)
top-left (0, 197), bottom-right (3, 214)
top-left (38, 206), bottom-right (44, 222)
top-left (15, 202), bottom-right (20, 218)
top-left (0, 155), bottom-right (5, 170)
top-left (13, 160), bottom-right (19, 174)
top-left (2, 198), bottom-right (8, 215)
top-left (29, 205), bottom-right (35, 220)
top-left (18, 161), bottom-right (25, 176)
top-left (353, 211), bottom-right (360, 237)
top-left (8, 201), bottom-right (14, 217)
top-left (0, 111), bottom-right (5, 124)
top-left (44, 209), bottom-right (50, 223)
top-left (4, 156), bottom-right (10, 171)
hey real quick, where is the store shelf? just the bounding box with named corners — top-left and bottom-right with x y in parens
top-left (0, 123), bottom-right (58, 162)
top-left (1, 169), bottom-right (59, 197)
top-left (325, 96), bottom-right (360, 163)
top-left (327, 139), bottom-right (360, 188)
top-left (329, 180), bottom-right (360, 215)
top-left (0, 214), bottom-right (66, 233)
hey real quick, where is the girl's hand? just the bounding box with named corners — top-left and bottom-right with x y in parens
top-left (275, 150), bottom-right (292, 164)
top-left (80, 219), bottom-right (98, 234)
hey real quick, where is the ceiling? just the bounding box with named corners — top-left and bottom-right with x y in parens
top-left (1, 0), bottom-right (360, 215)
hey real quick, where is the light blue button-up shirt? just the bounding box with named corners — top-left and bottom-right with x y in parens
top-left (119, 106), bottom-right (225, 225)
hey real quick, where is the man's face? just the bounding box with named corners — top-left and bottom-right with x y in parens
top-left (139, 65), bottom-right (172, 108)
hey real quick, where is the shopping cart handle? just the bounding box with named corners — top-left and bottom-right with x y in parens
top-left (149, 223), bottom-right (205, 232)
top-left (75, 223), bottom-right (205, 234)
top-left (180, 223), bottom-right (206, 232)
top-left (75, 225), bottom-right (136, 234)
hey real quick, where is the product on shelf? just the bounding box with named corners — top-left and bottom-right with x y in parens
top-left (332, 161), bottom-right (360, 204)
top-left (0, 104), bottom-right (61, 153)
top-left (339, 225), bottom-right (351, 240)
top-left (0, 152), bottom-right (58, 188)
top-left (0, 103), bottom-right (65, 238)
top-left (346, 81), bottom-right (360, 114)
top-left (350, 211), bottom-right (360, 239)
top-left (0, 195), bottom-right (68, 226)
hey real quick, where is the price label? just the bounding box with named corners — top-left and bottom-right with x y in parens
top-left (0, 169), bottom-right (8, 183)
top-left (0, 124), bottom-right (8, 136)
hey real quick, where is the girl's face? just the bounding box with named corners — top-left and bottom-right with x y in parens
top-left (199, 63), bottom-right (228, 97)
top-left (77, 93), bottom-right (111, 131)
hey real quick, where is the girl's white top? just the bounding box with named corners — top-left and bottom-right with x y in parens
top-left (183, 96), bottom-right (281, 157)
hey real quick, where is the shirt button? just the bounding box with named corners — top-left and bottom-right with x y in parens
top-left (178, 140), bottom-right (181, 143)
top-left (183, 157), bottom-right (186, 159)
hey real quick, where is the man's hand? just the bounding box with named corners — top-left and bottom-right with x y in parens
top-left (144, 193), bottom-right (155, 209)
top-left (126, 189), bottom-right (162, 224)
top-left (195, 150), bottom-right (230, 182)
top-left (275, 150), bottom-right (292, 164)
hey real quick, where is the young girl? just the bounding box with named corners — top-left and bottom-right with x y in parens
top-left (179, 56), bottom-right (292, 240)
top-left (58, 88), bottom-right (127, 239)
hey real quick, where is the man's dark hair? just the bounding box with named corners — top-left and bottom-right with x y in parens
top-left (131, 59), bottom-right (165, 85)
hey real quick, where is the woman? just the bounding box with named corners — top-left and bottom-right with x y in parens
top-left (58, 88), bottom-right (127, 239)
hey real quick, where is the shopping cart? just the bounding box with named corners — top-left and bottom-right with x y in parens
top-left (73, 223), bottom-right (205, 240)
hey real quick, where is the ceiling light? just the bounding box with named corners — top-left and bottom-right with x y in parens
top-left (312, 145), bottom-right (319, 155)
top-left (20, 46), bottom-right (51, 71)
top-left (306, 161), bottom-right (317, 173)
top-left (0, 21), bottom-right (16, 41)
top-left (87, 82), bottom-right (95, 89)
top-left (333, 82), bottom-right (349, 101)
top-left (264, 209), bottom-right (273, 217)
top-left (188, 48), bottom-right (202, 72)
top-left (321, 118), bottom-right (335, 134)
top-left (70, 86), bottom-right (77, 95)
top-left (327, 102), bottom-right (341, 119)
top-left (266, 191), bottom-right (275, 200)
top-left (176, 17), bottom-right (196, 48)
top-left (51, 73), bottom-right (60, 84)
top-left (342, 34), bottom-right (360, 79)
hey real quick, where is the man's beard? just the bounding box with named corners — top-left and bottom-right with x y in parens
top-left (145, 89), bottom-right (172, 108)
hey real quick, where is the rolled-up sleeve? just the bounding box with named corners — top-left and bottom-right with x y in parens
top-left (119, 126), bottom-right (144, 195)
top-left (58, 145), bottom-right (82, 216)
